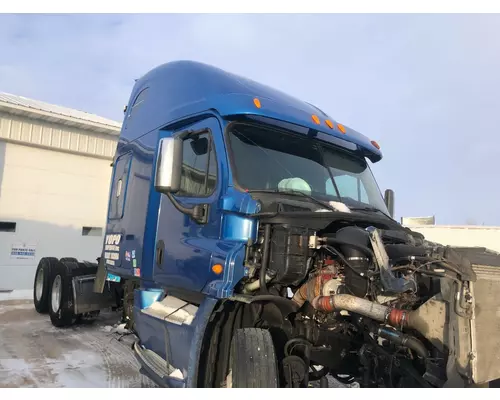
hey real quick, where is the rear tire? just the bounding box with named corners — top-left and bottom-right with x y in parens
top-left (59, 257), bottom-right (78, 263)
top-left (48, 265), bottom-right (77, 328)
top-left (48, 259), bottom-right (97, 328)
top-left (33, 257), bottom-right (59, 313)
top-left (227, 328), bottom-right (279, 388)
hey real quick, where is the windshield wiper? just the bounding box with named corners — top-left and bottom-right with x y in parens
top-left (247, 189), bottom-right (337, 212)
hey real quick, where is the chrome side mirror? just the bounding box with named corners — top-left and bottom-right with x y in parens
top-left (154, 137), bottom-right (182, 194)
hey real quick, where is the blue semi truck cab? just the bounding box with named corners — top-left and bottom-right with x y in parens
top-left (32, 61), bottom-right (500, 388)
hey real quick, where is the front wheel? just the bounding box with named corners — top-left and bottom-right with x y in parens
top-left (227, 328), bottom-right (279, 388)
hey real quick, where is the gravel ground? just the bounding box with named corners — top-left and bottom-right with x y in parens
top-left (0, 299), bottom-right (156, 388)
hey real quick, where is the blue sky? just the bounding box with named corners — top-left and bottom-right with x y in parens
top-left (1, 13), bottom-right (499, 225)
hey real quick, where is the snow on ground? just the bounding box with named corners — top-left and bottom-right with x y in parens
top-left (0, 299), bottom-right (156, 388)
top-left (0, 297), bottom-right (358, 388)
top-left (0, 290), bottom-right (33, 302)
top-left (0, 302), bottom-right (33, 315)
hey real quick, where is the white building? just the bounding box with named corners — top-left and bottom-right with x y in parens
top-left (401, 216), bottom-right (500, 254)
top-left (0, 93), bottom-right (121, 292)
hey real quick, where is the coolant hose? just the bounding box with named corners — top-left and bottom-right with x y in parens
top-left (377, 327), bottom-right (428, 360)
top-left (312, 294), bottom-right (412, 329)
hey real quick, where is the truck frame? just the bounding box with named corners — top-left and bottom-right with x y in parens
top-left (32, 61), bottom-right (500, 388)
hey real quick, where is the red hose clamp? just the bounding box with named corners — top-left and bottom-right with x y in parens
top-left (388, 308), bottom-right (408, 328)
top-left (316, 296), bottom-right (335, 312)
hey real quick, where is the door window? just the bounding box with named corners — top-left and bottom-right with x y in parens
top-left (109, 152), bottom-right (132, 220)
top-left (178, 131), bottom-right (217, 197)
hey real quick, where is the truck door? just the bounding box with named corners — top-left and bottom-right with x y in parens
top-left (153, 117), bottom-right (225, 293)
top-left (104, 144), bottom-right (152, 278)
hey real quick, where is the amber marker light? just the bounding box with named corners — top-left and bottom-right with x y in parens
top-left (212, 264), bottom-right (224, 275)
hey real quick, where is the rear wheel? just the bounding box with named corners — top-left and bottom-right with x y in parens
top-left (48, 267), bottom-right (77, 327)
top-left (33, 257), bottom-right (59, 313)
top-left (227, 328), bottom-right (279, 388)
top-left (59, 257), bottom-right (78, 263)
top-left (48, 259), bottom-right (102, 327)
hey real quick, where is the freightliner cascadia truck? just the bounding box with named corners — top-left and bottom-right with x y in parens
top-left (32, 61), bottom-right (500, 388)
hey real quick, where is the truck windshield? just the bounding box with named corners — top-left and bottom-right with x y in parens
top-left (227, 123), bottom-right (390, 215)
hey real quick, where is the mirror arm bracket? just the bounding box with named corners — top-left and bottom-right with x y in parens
top-left (166, 193), bottom-right (209, 224)
top-left (192, 203), bottom-right (209, 224)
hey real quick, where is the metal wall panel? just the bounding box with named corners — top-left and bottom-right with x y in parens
top-left (0, 92), bottom-right (121, 130)
top-left (0, 111), bottom-right (118, 160)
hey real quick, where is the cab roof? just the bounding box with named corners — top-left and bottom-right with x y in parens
top-left (123, 60), bottom-right (382, 162)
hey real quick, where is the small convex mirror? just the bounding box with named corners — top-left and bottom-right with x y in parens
top-left (154, 137), bottom-right (183, 194)
top-left (190, 136), bottom-right (209, 156)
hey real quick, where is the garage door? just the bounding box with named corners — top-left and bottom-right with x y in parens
top-left (0, 141), bottom-right (112, 291)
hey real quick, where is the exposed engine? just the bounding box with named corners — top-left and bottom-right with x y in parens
top-left (239, 223), bottom-right (484, 388)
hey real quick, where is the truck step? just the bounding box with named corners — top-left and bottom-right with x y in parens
top-left (133, 341), bottom-right (185, 386)
top-left (140, 295), bottom-right (198, 325)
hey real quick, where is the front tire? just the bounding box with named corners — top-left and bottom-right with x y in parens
top-left (227, 328), bottom-right (279, 388)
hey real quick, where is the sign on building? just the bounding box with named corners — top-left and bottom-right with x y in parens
top-left (10, 243), bottom-right (37, 260)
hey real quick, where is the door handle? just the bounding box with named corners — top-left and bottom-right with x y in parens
top-left (156, 240), bottom-right (165, 267)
